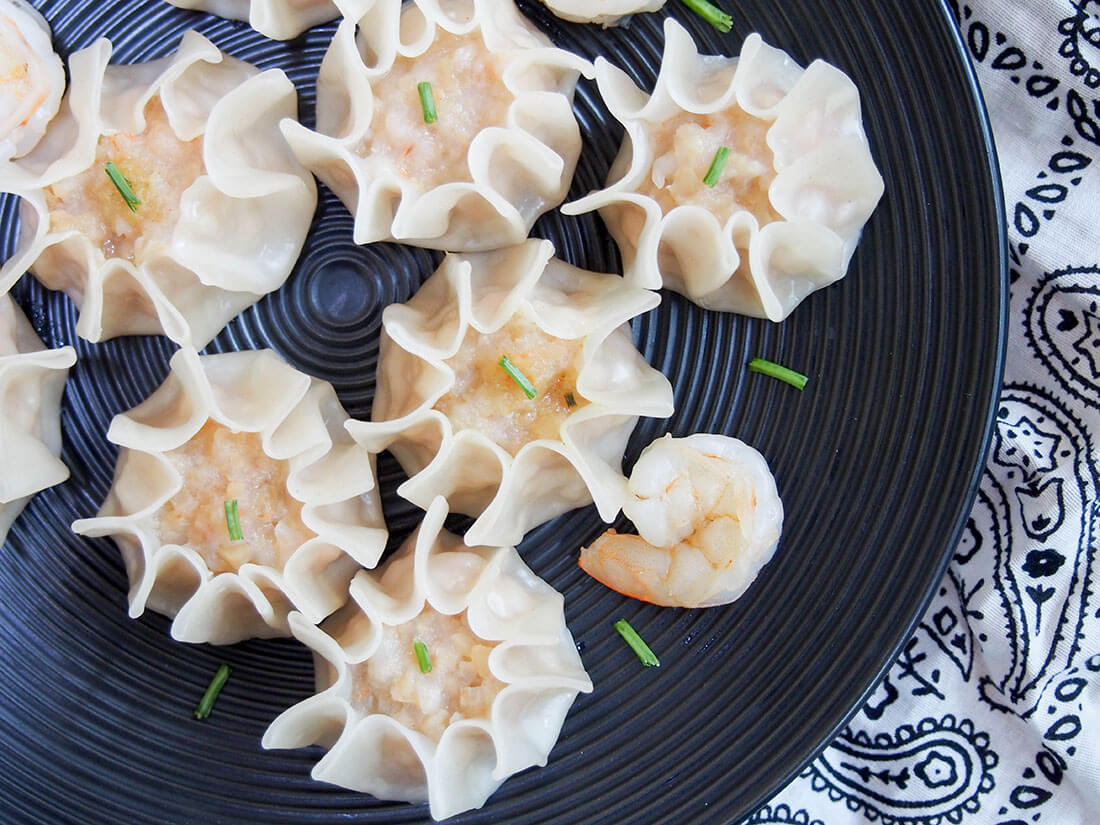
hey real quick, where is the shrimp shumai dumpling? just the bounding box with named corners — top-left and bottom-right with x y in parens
top-left (579, 433), bottom-right (783, 608)
top-left (281, 0), bottom-right (593, 251)
top-left (163, 0), bottom-right (338, 41)
top-left (262, 497), bottom-right (593, 821)
top-left (347, 238), bottom-right (675, 548)
top-left (72, 347), bottom-right (388, 645)
top-left (563, 19), bottom-right (885, 321)
top-left (0, 0), bottom-right (65, 163)
top-left (0, 294), bottom-right (75, 544)
top-left (0, 31), bottom-right (317, 345)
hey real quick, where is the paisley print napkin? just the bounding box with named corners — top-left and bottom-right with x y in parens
top-left (755, 2), bottom-right (1100, 824)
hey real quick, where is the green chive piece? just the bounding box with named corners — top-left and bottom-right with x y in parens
top-left (748, 357), bottom-right (809, 390)
top-left (417, 81), bottom-right (438, 124)
top-left (565, 391), bottom-right (577, 407)
top-left (414, 640), bottom-right (433, 673)
top-left (499, 355), bottom-right (537, 399)
top-left (104, 161), bottom-right (141, 213)
top-left (702, 146), bottom-right (730, 187)
top-left (193, 664), bottom-right (232, 720)
top-left (680, 0), bottom-right (733, 33)
top-left (614, 619), bottom-right (660, 667)
top-left (224, 499), bottom-right (243, 542)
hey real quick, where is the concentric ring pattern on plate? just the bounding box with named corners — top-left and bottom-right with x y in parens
top-left (0, 1), bottom-right (1006, 823)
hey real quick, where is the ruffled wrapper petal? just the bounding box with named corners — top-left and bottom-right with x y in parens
top-left (163, 0), bottom-right (339, 41)
top-left (539, 0), bottom-right (666, 26)
top-left (0, 294), bottom-right (74, 542)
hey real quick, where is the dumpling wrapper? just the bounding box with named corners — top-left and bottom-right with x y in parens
top-left (262, 496), bottom-right (593, 820)
top-left (0, 0), bottom-right (65, 162)
top-left (0, 30), bottom-right (317, 346)
top-left (72, 347), bottom-right (388, 645)
top-left (281, 0), bottom-right (593, 251)
top-left (563, 19), bottom-right (885, 321)
top-left (0, 294), bottom-right (75, 543)
top-left (347, 238), bottom-right (674, 548)
top-left (163, 0), bottom-right (339, 41)
top-left (538, 0), bottom-right (665, 27)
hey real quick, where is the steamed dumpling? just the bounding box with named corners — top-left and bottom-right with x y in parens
top-left (72, 347), bottom-right (388, 645)
top-left (281, 0), bottom-right (593, 251)
top-left (346, 238), bottom-right (674, 548)
top-left (263, 497), bottom-right (593, 820)
top-left (564, 19), bottom-right (884, 321)
top-left (0, 31), bottom-right (317, 345)
top-left (0, 0), bottom-right (64, 162)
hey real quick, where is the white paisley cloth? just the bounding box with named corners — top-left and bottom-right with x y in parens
top-left (754, 2), bottom-right (1100, 824)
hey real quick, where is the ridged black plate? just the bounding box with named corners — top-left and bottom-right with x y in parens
top-left (0, 1), bottom-right (1006, 824)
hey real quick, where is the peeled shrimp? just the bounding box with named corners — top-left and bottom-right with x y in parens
top-left (579, 433), bottom-right (783, 608)
top-left (0, 0), bottom-right (64, 160)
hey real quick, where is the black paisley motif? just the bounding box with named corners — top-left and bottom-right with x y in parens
top-left (742, 803), bottom-right (827, 825)
top-left (1014, 477), bottom-right (1065, 540)
top-left (802, 716), bottom-right (997, 825)
top-left (911, 462), bottom-right (1012, 686)
top-left (979, 386), bottom-right (1098, 717)
top-left (1058, 1), bottom-right (1100, 88)
top-left (1024, 266), bottom-right (1100, 406)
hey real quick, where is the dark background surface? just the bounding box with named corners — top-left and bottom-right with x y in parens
top-left (0, 1), bottom-right (1005, 823)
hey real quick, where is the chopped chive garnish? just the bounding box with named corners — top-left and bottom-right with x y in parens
top-left (614, 619), bottom-right (660, 667)
top-left (498, 355), bottom-right (537, 399)
top-left (417, 81), bottom-right (437, 124)
top-left (702, 146), bottom-right (730, 187)
top-left (680, 0), bottom-right (733, 32)
top-left (748, 357), bottom-right (808, 390)
top-left (193, 663), bottom-right (231, 720)
top-left (104, 161), bottom-right (141, 212)
top-left (224, 499), bottom-right (243, 542)
top-left (565, 391), bottom-right (577, 407)
top-left (413, 640), bottom-right (433, 673)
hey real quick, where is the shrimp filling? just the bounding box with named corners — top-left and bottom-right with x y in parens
top-left (351, 607), bottom-right (504, 742)
top-left (359, 28), bottom-right (514, 190)
top-left (44, 95), bottom-right (205, 262)
top-left (0, 25), bottom-right (46, 138)
top-left (434, 316), bottom-right (588, 455)
top-left (637, 108), bottom-right (779, 227)
top-left (152, 421), bottom-right (316, 575)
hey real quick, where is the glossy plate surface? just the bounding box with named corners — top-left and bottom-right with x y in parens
top-left (0, 1), bottom-right (1006, 823)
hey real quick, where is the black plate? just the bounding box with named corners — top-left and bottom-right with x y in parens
top-left (0, 1), bottom-right (1006, 823)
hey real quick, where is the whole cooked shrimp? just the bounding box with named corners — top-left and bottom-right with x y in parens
top-left (579, 433), bottom-right (783, 608)
top-left (0, 0), bottom-right (64, 161)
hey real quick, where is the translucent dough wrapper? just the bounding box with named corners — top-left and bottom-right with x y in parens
top-left (72, 347), bottom-right (388, 645)
top-left (347, 238), bottom-right (674, 548)
top-left (539, 0), bottom-right (665, 27)
top-left (281, 0), bottom-right (593, 251)
top-left (0, 294), bottom-right (75, 543)
top-left (0, 0), bottom-right (65, 162)
top-left (563, 20), bottom-right (885, 321)
top-left (262, 497), bottom-right (593, 820)
top-left (163, 0), bottom-right (339, 40)
top-left (0, 31), bottom-right (317, 346)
